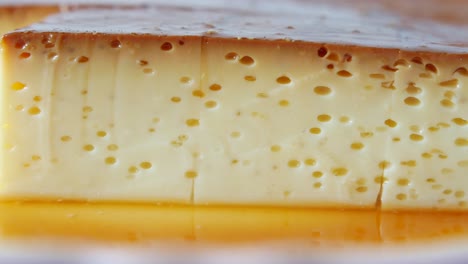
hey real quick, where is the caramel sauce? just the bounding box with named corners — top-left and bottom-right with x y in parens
top-left (1, 202), bottom-right (467, 246)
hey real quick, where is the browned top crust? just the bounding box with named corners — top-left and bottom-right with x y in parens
top-left (3, 0), bottom-right (468, 54)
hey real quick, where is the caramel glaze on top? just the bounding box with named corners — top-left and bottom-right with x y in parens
top-left (1, 0), bottom-right (467, 56)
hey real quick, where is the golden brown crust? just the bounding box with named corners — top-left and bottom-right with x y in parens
top-left (1, 1), bottom-right (468, 56)
top-left (4, 2), bottom-right (468, 54)
top-left (4, 32), bottom-right (468, 67)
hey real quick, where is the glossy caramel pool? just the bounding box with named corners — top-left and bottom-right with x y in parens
top-left (1, 202), bottom-right (467, 246)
